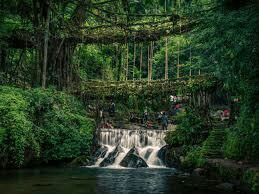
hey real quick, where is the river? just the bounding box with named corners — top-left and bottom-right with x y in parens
top-left (0, 167), bottom-right (237, 194)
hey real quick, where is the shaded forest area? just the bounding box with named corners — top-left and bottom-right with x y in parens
top-left (0, 0), bottom-right (258, 190)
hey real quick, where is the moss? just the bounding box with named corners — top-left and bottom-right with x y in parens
top-left (69, 155), bottom-right (90, 167)
top-left (243, 169), bottom-right (259, 193)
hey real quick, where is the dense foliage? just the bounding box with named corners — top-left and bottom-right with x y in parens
top-left (0, 0), bottom-right (257, 176)
top-left (165, 109), bottom-right (207, 146)
top-left (163, 0), bottom-right (258, 169)
top-left (223, 108), bottom-right (258, 160)
top-left (0, 86), bottom-right (94, 168)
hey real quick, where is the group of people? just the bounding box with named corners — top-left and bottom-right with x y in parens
top-left (156, 112), bottom-right (169, 130)
top-left (142, 111), bottom-right (169, 130)
top-left (99, 101), bottom-right (116, 128)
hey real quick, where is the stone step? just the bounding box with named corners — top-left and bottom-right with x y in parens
top-left (201, 127), bottom-right (226, 159)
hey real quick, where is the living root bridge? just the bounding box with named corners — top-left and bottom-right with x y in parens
top-left (8, 21), bottom-right (194, 49)
top-left (77, 75), bottom-right (221, 100)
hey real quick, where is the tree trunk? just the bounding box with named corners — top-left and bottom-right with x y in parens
top-left (147, 44), bottom-right (150, 81)
top-left (133, 43), bottom-right (136, 80)
top-left (177, 41), bottom-right (180, 79)
top-left (165, 37), bottom-right (168, 79)
top-left (0, 48), bottom-right (6, 72)
top-left (12, 49), bottom-right (25, 77)
top-left (125, 43), bottom-right (128, 80)
top-left (41, 6), bottom-right (50, 88)
top-left (150, 41), bottom-right (153, 80)
top-left (189, 47), bottom-right (192, 77)
top-left (116, 44), bottom-right (120, 81)
top-left (32, 52), bottom-right (39, 87)
top-left (139, 44), bottom-right (143, 79)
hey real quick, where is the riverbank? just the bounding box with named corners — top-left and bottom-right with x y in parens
top-left (205, 158), bottom-right (259, 193)
top-left (159, 145), bottom-right (259, 193)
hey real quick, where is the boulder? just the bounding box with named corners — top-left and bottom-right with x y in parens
top-left (99, 145), bottom-right (123, 167)
top-left (157, 145), bottom-right (168, 161)
top-left (69, 155), bottom-right (89, 167)
top-left (88, 146), bottom-right (108, 165)
top-left (120, 148), bottom-right (148, 168)
top-left (157, 145), bottom-right (175, 167)
top-left (192, 168), bottom-right (205, 176)
top-left (216, 183), bottom-right (234, 191)
top-left (158, 145), bottom-right (191, 168)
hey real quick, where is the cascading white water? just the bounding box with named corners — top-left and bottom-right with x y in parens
top-left (93, 128), bottom-right (167, 168)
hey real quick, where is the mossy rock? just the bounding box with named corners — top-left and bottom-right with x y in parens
top-left (119, 148), bottom-right (148, 168)
top-left (215, 164), bottom-right (242, 181)
top-left (69, 155), bottom-right (90, 167)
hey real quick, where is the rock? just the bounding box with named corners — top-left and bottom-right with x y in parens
top-left (157, 145), bottom-right (168, 165)
top-left (120, 148), bottom-right (148, 168)
top-left (88, 146), bottom-right (108, 165)
top-left (192, 168), bottom-right (205, 176)
top-left (95, 146), bottom-right (108, 158)
top-left (157, 145), bottom-right (176, 167)
top-left (216, 183), bottom-right (234, 191)
top-left (69, 155), bottom-right (89, 167)
top-left (144, 148), bottom-right (153, 160)
top-left (99, 145), bottom-right (123, 167)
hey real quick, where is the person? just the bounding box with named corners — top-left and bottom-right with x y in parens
top-left (161, 112), bottom-right (168, 130)
top-left (156, 112), bottom-right (162, 124)
top-left (99, 108), bottom-right (104, 122)
top-left (146, 121), bottom-right (152, 129)
top-left (107, 121), bottom-right (113, 129)
top-left (223, 109), bottom-right (230, 117)
top-left (142, 111), bottom-right (148, 124)
top-left (171, 107), bottom-right (177, 116)
top-left (222, 109), bottom-right (230, 121)
top-left (109, 101), bottom-right (116, 117)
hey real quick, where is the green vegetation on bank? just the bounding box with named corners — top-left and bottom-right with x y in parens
top-left (164, 0), bottom-right (258, 168)
top-left (0, 86), bottom-right (94, 168)
top-left (165, 107), bottom-right (258, 167)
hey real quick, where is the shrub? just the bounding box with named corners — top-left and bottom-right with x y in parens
top-left (182, 146), bottom-right (205, 168)
top-left (0, 86), bottom-right (39, 168)
top-left (223, 107), bottom-right (258, 160)
top-left (165, 109), bottom-right (207, 146)
top-left (0, 86), bottom-right (94, 168)
top-left (243, 169), bottom-right (259, 193)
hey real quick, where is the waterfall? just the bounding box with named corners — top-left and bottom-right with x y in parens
top-left (90, 128), bottom-right (167, 168)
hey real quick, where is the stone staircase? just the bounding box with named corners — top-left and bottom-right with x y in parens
top-left (202, 127), bottom-right (226, 158)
